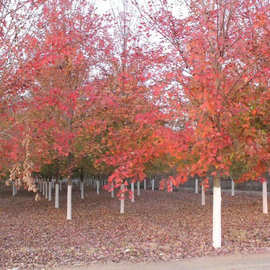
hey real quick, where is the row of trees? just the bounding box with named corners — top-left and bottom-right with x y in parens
top-left (1, 0), bottom-right (270, 248)
top-left (1, 0), bottom-right (174, 186)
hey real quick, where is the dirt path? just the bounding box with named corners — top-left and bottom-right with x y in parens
top-left (55, 252), bottom-right (270, 270)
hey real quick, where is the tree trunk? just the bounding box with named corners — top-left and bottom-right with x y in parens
top-left (45, 181), bottom-right (48, 199)
top-left (80, 168), bottom-right (84, 199)
top-left (12, 183), bottom-right (17, 196)
top-left (55, 181), bottom-right (60, 208)
top-left (152, 179), bottom-right (155, 191)
top-left (59, 181), bottom-right (62, 191)
top-left (131, 182), bottom-right (135, 202)
top-left (120, 184), bottom-right (125, 214)
top-left (195, 178), bottom-right (199, 194)
top-left (111, 183), bottom-right (114, 198)
top-left (212, 176), bottom-right (222, 248)
top-left (263, 180), bottom-right (268, 214)
top-left (231, 178), bottom-right (235, 196)
top-left (67, 178), bottom-right (72, 220)
top-left (48, 181), bottom-right (52, 201)
top-left (42, 181), bottom-right (46, 196)
top-left (137, 181), bottom-right (140, 196)
top-left (201, 184), bottom-right (205, 206)
top-left (80, 181), bottom-right (84, 199)
top-left (96, 180), bottom-right (100, 195)
top-left (144, 179), bottom-right (146, 190)
top-left (39, 180), bottom-right (42, 192)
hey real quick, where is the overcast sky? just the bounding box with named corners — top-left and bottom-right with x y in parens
top-left (95, 0), bottom-right (188, 18)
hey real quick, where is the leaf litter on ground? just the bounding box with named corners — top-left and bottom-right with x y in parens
top-left (0, 187), bottom-right (270, 269)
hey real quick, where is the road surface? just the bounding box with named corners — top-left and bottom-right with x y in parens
top-left (55, 252), bottom-right (270, 270)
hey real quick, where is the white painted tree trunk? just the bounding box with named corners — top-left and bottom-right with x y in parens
top-left (231, 179), bottom-right (235, 197)
top-left (131, 182), bottom-right (135, 203)
top-left (55, 183), bottom-right (59, 208)
top-left (152, 179), bottom-right (155, 191)
top-left (96, 181), bottom-right (100, 195)
top-left (12, 183), bottom-right (17, 196)
top-left (120, 184), bottom-right (125, 214)
top-left (213, 176), bottom-right (222, 248)
top-left (48, 182), bottom-right (52, 201)
top-left (45, 182), bottom-right (48, 199)
top-left (195, 178), bottom-right (199, 194)
top-left (59, 181), bottom-right (62, 191)
top-left (39, 180), bottom-right (42, 192)
top-left (42, 181), bottom-right (45, 196)
top-left (111, 183), bottom-right (114, 198)
top-left (144, 179), bottom-right (146, 190)
top-left (80, 181), bottom-right (84, 199)
top-left (263, 181), bottom-right (268, 214)
top-left (201, 184), bottom-right (205, 206)
top-left (137, 181), bottom-right (140, 196)
top-left (67, 183), bottom-right (72, 220)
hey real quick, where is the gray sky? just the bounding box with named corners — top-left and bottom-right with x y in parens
top-left (95, 0), bottom-right (188, 17)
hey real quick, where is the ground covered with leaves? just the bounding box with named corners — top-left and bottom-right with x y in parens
top-left (1, 186), bottom-right (270, 269)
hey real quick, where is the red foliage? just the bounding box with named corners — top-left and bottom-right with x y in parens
top-left (1, 0), bottom-right (270, 193)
